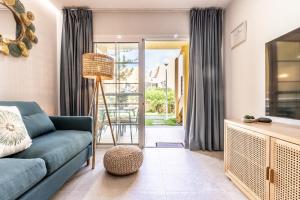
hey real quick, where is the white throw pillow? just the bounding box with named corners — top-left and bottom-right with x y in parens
top-left (0, 106), bottom-right (32, 158)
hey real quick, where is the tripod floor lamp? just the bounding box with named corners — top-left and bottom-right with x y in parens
top-left (83, 53), bottom-right (117, 169)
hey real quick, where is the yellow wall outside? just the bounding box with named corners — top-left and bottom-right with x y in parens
top-left (145, 41), bottom-right (189, 49)
top-left (181, 45), bottom-right (189, 128)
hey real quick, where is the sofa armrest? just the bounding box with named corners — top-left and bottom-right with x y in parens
top-left (49, 116), bottom-right (93, 133)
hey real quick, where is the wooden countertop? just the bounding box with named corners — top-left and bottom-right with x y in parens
top-left (225, 119), bottom-right (300, 144)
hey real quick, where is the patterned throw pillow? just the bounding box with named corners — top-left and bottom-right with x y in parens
top-left (0, 106), bottom-right (32, 158)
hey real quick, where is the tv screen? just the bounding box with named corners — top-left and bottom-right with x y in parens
top-left (266, 28), bottom-right (300, 120)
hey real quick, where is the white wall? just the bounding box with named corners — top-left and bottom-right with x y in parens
top-left (225, 0), bottom-right (300, 125)
top-left (0, 9), bottom-right (15, 38)
top-left (0, 0), bottom-right (59, 115)
top-left (93, 11), bottom-right (189, 41)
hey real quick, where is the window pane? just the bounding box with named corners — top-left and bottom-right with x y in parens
top-left (94, 42), bottom-right (140, 145)
top-left (118, 63), bottom-right (139, 83)
top-left (117, 43), bottom-right (139, 63)
top-left (119, 83), bottom-right (139, 93)
top-left (95, 43), bottom-right (115, 59)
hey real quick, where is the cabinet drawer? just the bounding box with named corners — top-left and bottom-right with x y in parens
top-left (225, 124), bottom-right (270, 200)
top-left (270, 139), bottom-right (300, 200)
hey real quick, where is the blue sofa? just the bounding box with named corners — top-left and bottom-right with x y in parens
top-left (0, 101), bottom-right (93, 200)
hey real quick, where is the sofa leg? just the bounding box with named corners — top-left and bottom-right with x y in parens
top-left (92, 154), bottom-right (95, 169)
top-left (87, 159), bottom-right (90, 167)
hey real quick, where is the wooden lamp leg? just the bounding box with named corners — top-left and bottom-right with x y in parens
top-left (92, 80), bottom-right (100, 169)
top-left (91, 77), bottom-right (117, 169)
top-left (88, 86), bottom-right (97, 116)
top-left (99, 77), bottom-right (117, 146)
top-left (87, 85), bottom-right (97, 168)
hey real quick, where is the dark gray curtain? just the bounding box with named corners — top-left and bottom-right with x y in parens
top-left (60, 9), bottom-right (94, 116)
top-left (185, 8), bottom-right (224, 151)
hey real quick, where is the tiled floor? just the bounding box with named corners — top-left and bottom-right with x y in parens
top-left (52, 148), bottom-right (246, 200)
top-left (145, 126), bottom-right (185, 147)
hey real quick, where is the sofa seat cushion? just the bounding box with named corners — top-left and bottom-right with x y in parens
top-left (0, 158), bottom-right (47, 200)
top-left (12, 130), bottom-right (92, 175)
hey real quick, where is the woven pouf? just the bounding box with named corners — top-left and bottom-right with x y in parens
top-left (103, 145), bottom-right (143, 176)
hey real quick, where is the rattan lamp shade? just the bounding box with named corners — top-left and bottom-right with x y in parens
top-left (82, 53), bottom-right (114, 80)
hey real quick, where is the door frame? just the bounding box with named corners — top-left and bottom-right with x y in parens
top-left (93, 35), bottom-right (189, 148)
top-left (139, 39), bottom-right (145, 148)
top-left (143, 38), bottom-right (189, 147)
top-left (93, 36), bottom-right (146, 148)
top-left (139, 37), bottom-right (190, 148)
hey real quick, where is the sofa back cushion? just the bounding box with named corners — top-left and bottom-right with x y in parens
top-left (0, 101), bottom-right (55, 138)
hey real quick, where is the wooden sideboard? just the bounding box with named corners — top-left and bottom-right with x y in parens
top-left (224, 119), bottom-right (300, 200)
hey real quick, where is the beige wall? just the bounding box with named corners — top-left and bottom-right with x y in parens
top-left (93, 11), bottom-right (189, 40)
top-left (225, 0), bottom-right (300, 125)
top-left (0, 0), bottom-right (59, 115)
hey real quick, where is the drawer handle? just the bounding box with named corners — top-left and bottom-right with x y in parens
top-left (269, 169), bottom-right (275, 183)
top-left (266, 167), bottom-right (270, 180)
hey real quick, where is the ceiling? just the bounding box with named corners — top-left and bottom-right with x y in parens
top-left (49, 0), bottom-right (232, 10)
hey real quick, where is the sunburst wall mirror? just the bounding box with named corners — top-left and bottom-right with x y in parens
top-left (0, 0), bottom-right (38, 57)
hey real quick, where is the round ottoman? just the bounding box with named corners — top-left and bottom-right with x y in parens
top-left (103, 145), bottom-right (143, 176)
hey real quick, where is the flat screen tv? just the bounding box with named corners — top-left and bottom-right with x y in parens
top-left (266, 28), bottom-right (300, 120)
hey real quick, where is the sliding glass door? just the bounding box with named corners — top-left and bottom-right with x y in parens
top-left (94, 42), bottom-right (144, 146)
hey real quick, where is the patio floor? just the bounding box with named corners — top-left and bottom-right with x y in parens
top-left (98, 125), bottom-right (185, 147)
